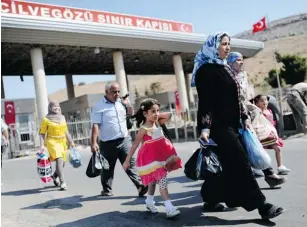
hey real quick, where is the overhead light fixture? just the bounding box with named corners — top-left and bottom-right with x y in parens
top-left (94, 47), bottom-right (100, 54)
top-left (160, 51), bottom-right (165, 59)
top-left (134, 57), bottom-right (140, 63)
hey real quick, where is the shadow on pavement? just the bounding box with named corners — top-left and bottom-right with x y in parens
top-left (260, 187), bottom-right (282, 190)
top-left (55, 206), bottom-right (277, 227)
top-left (183, 182), bottom-right (202, 188)
top-left (121, 190), bottom-right (201, 206)
top-left (21, 195), bottom-right (84, 211)
top-left (82, 195), bottom-right (136, 202)
top-left (168, 176), bottom-right (195, 184)
top-left (1, 186), bottom-right (57, 196)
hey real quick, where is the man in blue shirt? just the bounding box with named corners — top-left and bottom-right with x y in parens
top-left (91, 82), bottom-right (147, 197)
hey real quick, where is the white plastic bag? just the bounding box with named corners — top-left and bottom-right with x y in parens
top-left (69, 148), bottom-right (82, 168)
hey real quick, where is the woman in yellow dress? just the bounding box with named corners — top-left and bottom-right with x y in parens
top-left (40, 101), bottom-right (74, 190)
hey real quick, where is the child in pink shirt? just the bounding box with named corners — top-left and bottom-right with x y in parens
top-left (253, 94), bottom-right (290, 175)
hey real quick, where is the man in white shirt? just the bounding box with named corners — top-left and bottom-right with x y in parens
top-left (91, 82), bottom-right (147, 196)
top-left (287, 82), bottom-right (307, 134)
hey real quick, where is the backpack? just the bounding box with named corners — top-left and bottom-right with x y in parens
top-left (120, 101), bottom-right (133, 130)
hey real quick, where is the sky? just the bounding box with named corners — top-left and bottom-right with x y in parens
top-left (2, 0), bottom-right (307, 99)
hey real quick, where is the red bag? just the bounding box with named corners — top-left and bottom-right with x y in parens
top-left (36, 148), bottom-right (52, 183)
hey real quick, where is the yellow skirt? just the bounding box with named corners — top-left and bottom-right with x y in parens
top-left (45, 138), bottom-right (67, 162)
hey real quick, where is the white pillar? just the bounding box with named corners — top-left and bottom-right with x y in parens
top-left (184, 73), bottom-right (195, 105)
top-left (65, 74), bottom-right (75, 100)
top-left (173, 54), bottom-right (189, 113)
top-left (113, 51), bottom-right (128, 96)
top-left (1, 76), bottom-right (5, 99)
top-left (31, 48), bottom-right (49, 129)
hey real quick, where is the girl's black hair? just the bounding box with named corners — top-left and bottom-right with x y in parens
top-left (251, 94), bottom-right (267, 104)
top-left (132, 98), bottom-right (160, 128)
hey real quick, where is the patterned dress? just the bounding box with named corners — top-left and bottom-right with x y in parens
top-left (136, 123), bottom-right (182, 186)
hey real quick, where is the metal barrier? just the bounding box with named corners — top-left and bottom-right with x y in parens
top-left (5, 100), bottom-right (296, 158)
top-left (65, 109), bottom-right (199, 146)
top-left (66, 119), bottom-right (92, 146)
top-left (65, 101), bottom-right (296, 147)
top-left (7, 123), bottom-right (40, 158)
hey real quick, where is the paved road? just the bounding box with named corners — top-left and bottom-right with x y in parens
top-left (1, 135), bottom-right (307, 227)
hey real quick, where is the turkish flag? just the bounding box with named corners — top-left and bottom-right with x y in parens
top-left (252, 17), bottom-right (267, 33)
top-left (4, 101), bottom-right (16, 125)
top-left (174, 91), bottom-right (181, 117)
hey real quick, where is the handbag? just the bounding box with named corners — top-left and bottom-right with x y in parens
top-left (252, 112), bottom-right (278, 146)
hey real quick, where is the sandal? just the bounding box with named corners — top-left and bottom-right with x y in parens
top-left (138, 185), bottom-right (148, 197)
top-left (51, 175), bottom-right (60, 187)
top-left (258, 203), bottom-right (285, 220)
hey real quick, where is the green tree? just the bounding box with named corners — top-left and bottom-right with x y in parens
top-left (149, 82), bottom-right (162, 95)
top-left (265, 69), bottom-right (286, 88)
top-left (275, 52), bottom-right (307, 85)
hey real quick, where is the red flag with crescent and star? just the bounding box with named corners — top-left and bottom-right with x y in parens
top-left (4, 101), bottom-right (16, 125)
top-left (252, 17), bottom-right (267, 33)
top-left (174, 91), bottom-right (181, 117)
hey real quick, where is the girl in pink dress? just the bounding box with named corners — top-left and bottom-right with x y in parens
top-left (123, 98), bottom-right (182, 218)
top-left (253, 95), bottom-right (290, 175)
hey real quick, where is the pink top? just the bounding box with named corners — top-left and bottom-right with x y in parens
top-left (262, 109), bottom-right (276, 127)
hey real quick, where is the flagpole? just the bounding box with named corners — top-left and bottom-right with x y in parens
top-left (267, 14), bottom-right (284, 114)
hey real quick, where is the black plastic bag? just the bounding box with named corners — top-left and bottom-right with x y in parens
top-left (184, 147), bottom-right (222, 181)
top-left (184, 148), bottom-right (201, 181)
top-left (199, 147), bottom-right (222, 180)
top-left (86, 152), bottom-right (109, 178)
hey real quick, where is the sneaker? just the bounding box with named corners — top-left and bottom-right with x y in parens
top-left (101, 191), bottom-right (113, 196)
top-left (146, 203), bottom-right (159, 214)
top-left (60, 182), bottom-right (67, 191)
top-left (277, 166), bottom-right (291, 175)
top-left (166, 207), bottom-right (180, 218)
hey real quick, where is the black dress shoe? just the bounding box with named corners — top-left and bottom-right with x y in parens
top-left (203, 203), bottom-right (226, 212)
top-left (265, 176), bottom-right (287, 188)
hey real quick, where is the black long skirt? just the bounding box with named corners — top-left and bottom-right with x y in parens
top-left (201, 127), bottom-right (266, 212)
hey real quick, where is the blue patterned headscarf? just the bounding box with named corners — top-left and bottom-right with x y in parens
top-left (227, 52), bottom-right (243, 73)
top-left (191, 32), bottom-right (230, 87)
